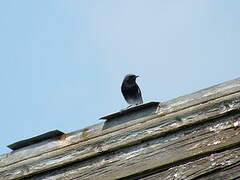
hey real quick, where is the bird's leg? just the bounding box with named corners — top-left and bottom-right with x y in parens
top-left (120, 105), bottom-right (133, 112)
top-left (127, 105), bottom-right (133, 108)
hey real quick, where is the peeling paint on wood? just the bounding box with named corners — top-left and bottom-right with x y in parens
top-left (1, 78), bottom-right (240, 180)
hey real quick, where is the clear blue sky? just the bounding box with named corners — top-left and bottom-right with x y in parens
top-left (0, 1), bottom-right (239, 154)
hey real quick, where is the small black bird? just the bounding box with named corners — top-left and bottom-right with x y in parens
top-left (121, 74), bottom-right (143, 107)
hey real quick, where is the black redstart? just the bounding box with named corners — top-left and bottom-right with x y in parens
top-left (121, 74), bottom-right (143, 107)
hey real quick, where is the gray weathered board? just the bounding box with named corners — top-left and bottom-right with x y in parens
top-left (1, 78), bottom-right (240, 180)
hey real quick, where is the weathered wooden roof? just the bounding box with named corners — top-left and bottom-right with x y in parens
top-left (1, 77), bottom-right (240, 180)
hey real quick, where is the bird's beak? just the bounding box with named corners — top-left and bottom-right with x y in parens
top-left (136, 75), bottom-right (139, 78)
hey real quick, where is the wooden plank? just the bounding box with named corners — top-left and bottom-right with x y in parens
top-left (196, 162), bottom-right (240, 180)
top-left (22, 111), bottom-right (240, 180)
top-left (139, 147), bottom-right (240, 180)
top-left (159, 77), bottom-right (240, 115)
top-left (1, 91), bottom-right (240, 180)
top-left (1, 78), bottom-right (240, 168)
top-left (1, 78), bottom-right (240, 166)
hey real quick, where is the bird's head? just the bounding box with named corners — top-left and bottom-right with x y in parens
top-left (123, 74), bottom-right (139, 83)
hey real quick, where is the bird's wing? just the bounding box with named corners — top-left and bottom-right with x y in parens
top-left (137, 87), bottom-right (143, 103)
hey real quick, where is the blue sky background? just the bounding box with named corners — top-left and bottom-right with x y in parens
top-left (0, 1), bottom-right (239, 154)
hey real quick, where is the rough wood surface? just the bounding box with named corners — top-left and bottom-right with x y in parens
top-left (1, 78), bottom-right (240, 180)
top-left (25, 111), bottom-right (240, 180)
top-left (1, 78), bottom-right (240, 166)
top-left (139, 147), bottom-right (240, 180)
top-left (196, 162), bottom-right (240, 180)
top-left (1, 93), bottom-right (240, 179)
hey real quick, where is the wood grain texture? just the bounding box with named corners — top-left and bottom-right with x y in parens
top-left (1, 78), bottom-right (240, 180)
top-left (1, 78), bottom-right (240, 167)
top-left (24, 112), bottom-right (240, 180)
top-left (139, 147), bottom-right (240, 180)
top-left (195, 162), bottom-right (240, 180)
top-left (1, 93), bottom-right (240, 179)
